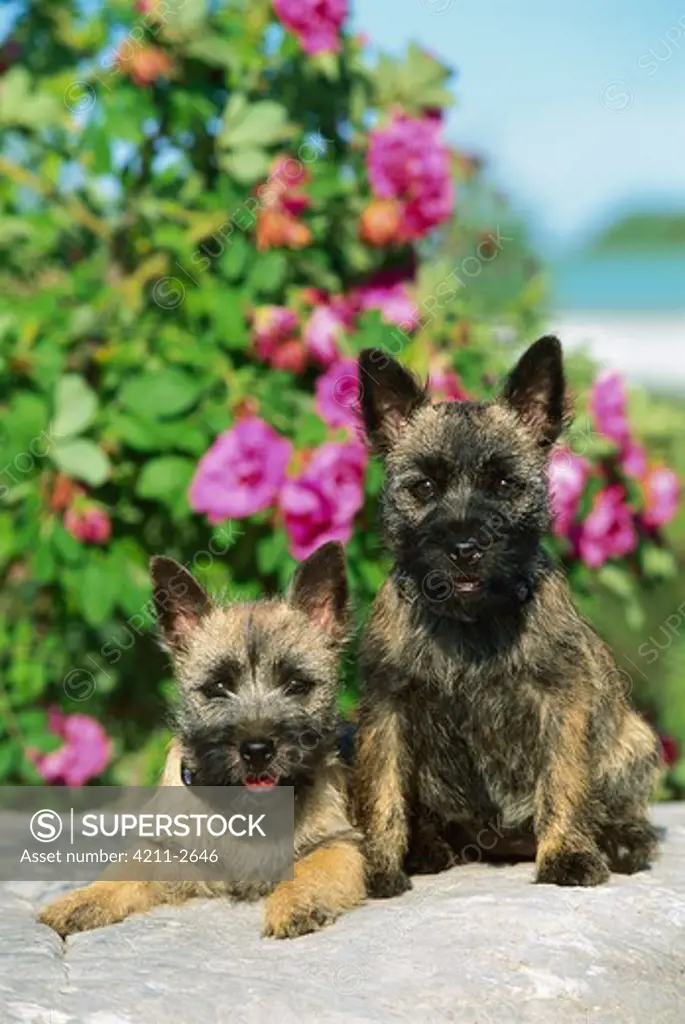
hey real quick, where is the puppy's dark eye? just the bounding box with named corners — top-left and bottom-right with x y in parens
top-left (483, 468), bottom-right (516, 492)
top-left (497, 476), bottom-right (521, 494)
top-left (201, 680), bottom-right (233, 700)
top-left (283, 677), bottom-right (316, 698)
top-left (411, 478), bottom-right (436, 503)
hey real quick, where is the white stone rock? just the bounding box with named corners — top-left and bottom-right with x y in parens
top-left (1, 805), bottom-right (683, 1023)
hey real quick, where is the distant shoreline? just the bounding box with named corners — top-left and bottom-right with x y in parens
top-left (546, 310), bottom-right (685, 392)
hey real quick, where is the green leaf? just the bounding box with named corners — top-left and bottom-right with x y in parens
top-left (119, 368), bottom-right (204, 420)
top-left (0, 513), bottom-right (16, 569)
top-left (596, 563), bottom-right (636, 600)
top-left (51, 439), bottom-right (112, 487)
top-left (52, 373), bottom-right (98, 438)
top-left (247, 251), bottom-right (288, 295)
top-left (0, 391), bottom-right (48, 459)
top-left (0, 742), bottom-right (22, 779)
top-left (109, 412), bottom-right (208, 455)
top-left (640, 544), bottom-right (677, 581)
top-left (220, 100), bottom-right (291, 150)
top-left (220, 235), bottom-right (250, 281)
top-left (257, 530), bottom-right (290, 576)
top-left (7, 656), bottom-right (46, 704)
top-left (292, 412), bottom-right (327, 448)
top-left (185, 36), bottom-right (236, 68)
top-left (80, 554), bottom-right (117, 625)
top-left (29, 542), bottom-right (56, 583)
top-left (136, 456), bottom-right (195, 513)
top-left (220, 149), bottom-right (270, 184)
top-left (51, 522), bottom-right (85, 565)
top-left (0, 67), bottom-right (62, 129)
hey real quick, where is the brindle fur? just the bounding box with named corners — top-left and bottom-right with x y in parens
top-left (354, 338), bottom-right (661, 896)
top-left (39, 542), bottom-right (365, 939)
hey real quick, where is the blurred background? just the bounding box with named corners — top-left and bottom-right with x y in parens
top-left (0, 0), bottom-right (683, 793)
top-left (361, 0), bottom-right (685, 390)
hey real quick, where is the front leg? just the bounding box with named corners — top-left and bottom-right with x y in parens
top-left (534, 701), bottom-right (609, 887)
top-left (263, 840), bottom-right (365, 939)
top-left (38, 879), bottom-right (209, 937)
top-left (354, 697), bottom-right (413, 898)
top-left (405, 813), bottom-right (459, 875)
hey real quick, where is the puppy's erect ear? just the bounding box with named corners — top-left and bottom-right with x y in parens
top-left (501, 336), bottom-right (568, 446)
top-left (289, 541), bottom-right (349, 643)
top-left (150, 556), bottom-right (213, 651)
top-left (358, 348), bottom-right (427, 454)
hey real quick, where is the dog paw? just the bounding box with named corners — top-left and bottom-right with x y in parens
top-left (366, 868), bottom-right (413, 899)
top-left (39, 886), bottom-right (118, 937)
top-left (601, 820), bottom-right (659, 875)
top-left (263, 888), bottom-right (335, 939)
top-left (405, 844), bottom-right (455, 875)
top-left (535, 848), bottom-right (610, 887)
top-left (38, 881), bottom-right (151, 937)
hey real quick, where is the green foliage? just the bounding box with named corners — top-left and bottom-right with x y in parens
top-left (0, 0), bottom-right (682, 789)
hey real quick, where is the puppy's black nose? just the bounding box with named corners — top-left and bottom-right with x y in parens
top-left (451, 539), bottom-right (483, 565)
top-left (240, 738), bottom-right (275, 771)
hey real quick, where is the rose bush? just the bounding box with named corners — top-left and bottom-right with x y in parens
top-left (0, 0), bottom-right (682, 791)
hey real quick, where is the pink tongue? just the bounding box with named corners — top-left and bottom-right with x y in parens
top-left (245, 777), bottom-right (276, 788)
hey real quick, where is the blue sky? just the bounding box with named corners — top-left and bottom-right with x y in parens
top-left (357, 0), bottom-right (685, 251)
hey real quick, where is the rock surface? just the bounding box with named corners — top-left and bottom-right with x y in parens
top-left (1, 804), bottom-right (683, 1024)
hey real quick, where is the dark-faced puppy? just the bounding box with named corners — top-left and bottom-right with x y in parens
top-left (39, 542), bottom-right (365, 939)
top-left (354, 338), bottom-right (660, 896)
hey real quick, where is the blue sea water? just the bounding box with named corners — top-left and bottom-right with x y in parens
top-left (551, 254), bottom-right (685, 312)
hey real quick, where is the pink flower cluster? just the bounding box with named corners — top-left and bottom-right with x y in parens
top-left (190, 416), bottom-right (367, 560)
top-left (547, 448), bottom-right (590, 538)
top-left (273, 0), bottom-right (347, 55)
top-left (548, 371), bottom-right (680, 568)
top-left (367, 113), bottom-right (453, 241)
top-left (30, 710), bottom-right (111, 786)
top-left (190, 418), bottom-right (293, 523)
top-left (280, 441), bottom-right (366, 559)
top-left (591, 371), bottom-right (680, 531)
top-left (64, 501), bottom-right (111, 545)
top-left (591, 371), bottom-right (630, 446)
top-left (251, 305), bottom-right (307, 373)
top-left (577, 485), bottom-right (637, 568)
top-left (251, 269), bottom-right (419, 381)
top-left (429, 361), bottom-right (469, 403)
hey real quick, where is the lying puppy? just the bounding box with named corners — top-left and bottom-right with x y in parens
top-left (39, 541), bottom-right (365, 938)
top-left (354, 338), bottom-right (660, 895)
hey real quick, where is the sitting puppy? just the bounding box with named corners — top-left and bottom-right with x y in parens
top-left (354, 337), bottom-right (661, 895)
top-left (39, 542), bottom-right (365, 938)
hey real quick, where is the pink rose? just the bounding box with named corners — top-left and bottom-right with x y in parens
top-left (280, 441), bottom-right (366, 559)
top-left (354, 280), bottom-right (418, 331)
top-left (429, 367), bottom-right (469, 403)
top-left (577, 486), bottom-right (637, 568)
top-left (367, 113), bottom-right (453, 239)
top-left (590, 371), bottom-right (630, 446)
top-left (261, 156), bottom-right (311, 216)
top-left (547, 449), bottom-right (589, 537)
top-left (64, 503), bottom-right (111, 545)
top-left (621, 442), bottom-right (647, 478)
top-left (190, 417), bottom-right (292, 522)
top-left (642, 467), bottom-right (680, 528)
top-left (272, 0), bottom-right (347, 55)
top-left (304, 305), bottom-right (346, 367)
top-left (252, 305), bottom-right (302, 370)
top-left (316, 358), bottom-right (361, 431)
top-left (30, 709), bottom-right (111, 786)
